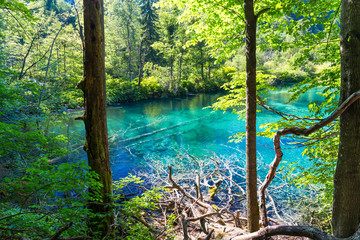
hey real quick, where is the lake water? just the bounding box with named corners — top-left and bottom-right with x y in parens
top-left (69, 85), bottom-right (324, 181)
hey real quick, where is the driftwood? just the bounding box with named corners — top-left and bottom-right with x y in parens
top-left (128, 151), bottom-right (300, 239)
top-left (258, 90), bottom-right (360, 226)
top-left (228, 225), bottom-right (360, 240)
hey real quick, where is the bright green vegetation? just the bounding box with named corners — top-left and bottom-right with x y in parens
top-left (0, 160), bottom-right (101, 238)
top-left (0, 0), bottom-right (351, 238)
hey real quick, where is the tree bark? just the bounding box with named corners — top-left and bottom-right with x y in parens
top-left (170, 52), bottom-right (174, 83)
top-left (63, 44), bottom-right (66, 73)
top-left (176, 50), bottom-right (184, 93)
top-left (80, 0), bottom-right (114, 237)
top-left (126, 20), bottom-right (132, 81)
top-left (138, 39), bottom-right (144, 86)
top-left (200, 44), bottom-right (204, 82)
top-left (333, 0), bottom-right (360, 237)
top-left (208, 55), bottom-right (211, 81)
top-left (244, 0), bottom-right (259, 232)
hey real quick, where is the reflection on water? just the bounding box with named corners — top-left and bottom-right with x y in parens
top-left (69, 86), bottom-right (324, 180)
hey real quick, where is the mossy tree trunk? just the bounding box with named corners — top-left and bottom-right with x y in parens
top-left (333, 0), bottom-right (360, 237)
top-left (79, 0), bottom-right (114, 237)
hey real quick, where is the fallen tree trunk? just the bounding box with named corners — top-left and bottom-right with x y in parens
top-left (228, 225), bottom-right (360, 240)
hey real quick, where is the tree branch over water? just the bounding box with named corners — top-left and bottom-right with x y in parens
top-left (258, 90), bottom-right (360, 227)
top-left (257, 95), bottom-right (320, 121)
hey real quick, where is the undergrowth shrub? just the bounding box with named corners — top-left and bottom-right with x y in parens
top-left (0, 159), bottom-right (101, 239)
top-left (141, 76), bottom-right (163, 98)
top-left (215, 66), bottom-right (237, 82)
top-left (107, 76), bottom-right (148, 103)
top-left (113, 174), bottom-right (175, 240)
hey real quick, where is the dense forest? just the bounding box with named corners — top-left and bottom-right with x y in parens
top-left (1, 0), bottom-right (360, 239)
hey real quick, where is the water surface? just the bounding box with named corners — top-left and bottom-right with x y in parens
top-left (69, 86), bottom-right (324, 180)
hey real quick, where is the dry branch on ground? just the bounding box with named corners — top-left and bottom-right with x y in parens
top-left (124, 151), bottom-right (306, 239)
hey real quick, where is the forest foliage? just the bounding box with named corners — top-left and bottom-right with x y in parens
top-left (0, 0), bottom-right (348, 238)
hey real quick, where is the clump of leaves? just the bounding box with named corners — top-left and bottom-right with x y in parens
top-left (0, 159), bottom-right (101, 239)
top-left (113, 175), bottom-right (175, 240)
top-left (210, 71), bottom-right (275, 142)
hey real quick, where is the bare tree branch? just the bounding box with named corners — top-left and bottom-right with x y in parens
top-left (229, 225), bottom-right (332, 240)
top-left (255, 8), bottom-right (271, 20)
top-left (48, 222), bottom-right (73, 240)
top-left (18, 25), bottom-right (43, 80)
top-left (36, 23), bottom-right (64, 118)
top-left (168, 166), bottom-right (213, 210)
top-left (74, 4), bottom-right (84, 51)
top-left (257, 95), bottom-right (320, 121)
top-left (6, 8), bottom-right (30, 38)
top-left (325, 2), bottom-right (341, 58)
top-left (20, 47), bottom-right (51, 80)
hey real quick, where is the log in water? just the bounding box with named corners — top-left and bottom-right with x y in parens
top-left (68, 86), bottom-right (324, 180)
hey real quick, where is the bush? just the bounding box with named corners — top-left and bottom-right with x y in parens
top-left (106, 76), bottom-right (148, 104)
top-left (0, 159), bottom-right (101, 239)
top-left (113, 175), bottom-right (175, 239)
top-left (274, 71), bottom-right (307, 84)
top-left (141, 77), bottom-right (163, 98)
top-left (216, 66), bottom-right (237, 82)
top-left (180, 77), bottom-right (198, 93)
top-left (106, 65), bottom-right (236, 103)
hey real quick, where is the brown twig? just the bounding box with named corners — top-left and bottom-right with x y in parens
top-left (168, 166), bottom-right (213, 210)
top-left (48, 222), bottom-right (73, 240)
top-left (325, 2), bottom-right (341, 58)
top-left (255, 7), bottom-right (271, 20)
top-left (229, 225), bottom-right (360, 240)
top-left (257, 95), bottom-right (320, 121)
top-left (229, 225), bottom-right (333, 240)
top-left (131, 215), bottom-right (161, 234)
top-left (186, 211), bottom-right (225, 222)
top-left (205, 229), bottom-right (214, 240)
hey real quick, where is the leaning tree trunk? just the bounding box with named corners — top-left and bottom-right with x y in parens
top-left (78, 0), bottom-right (114, 237)
top-left (244, 0), bottom-right (260, 232)
top-left (333, 0), bottom-right (360, 237)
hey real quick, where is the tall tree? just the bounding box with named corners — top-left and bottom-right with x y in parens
top-left (140, 0), bottom-right (159, 64)
top-left (152, 3), bottom-right (181, 93)
top-left (118, 0), bottom-right (140, 81)
top-left (138, 0), bottom-right (159, 85)
top-left (333, 0), bottom-right (360, 237)
top-left (226, 1), bottom-right (360, 237)
top-left (172, 0), bottom-right (269, 231)
top-left (105, 0), bottom-right (140, 80)
top-left (175, 0), bottom-right (344, 232)
top-left (244, 0), bottom-right (259, 232)
top-left (78, 0), bottom-right (114, 236)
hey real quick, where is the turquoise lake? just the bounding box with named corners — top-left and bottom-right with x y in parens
top-left (69, 85), bottom-right (324, 180)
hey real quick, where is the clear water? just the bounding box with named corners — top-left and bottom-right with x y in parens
top-left (69, 85), bottom-right (324, 180)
